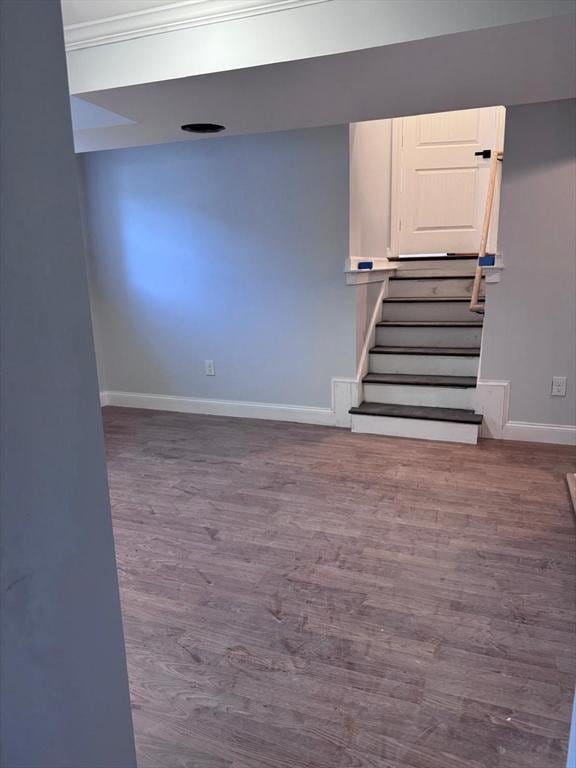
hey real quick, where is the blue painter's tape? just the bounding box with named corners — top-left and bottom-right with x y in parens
top-left (358, 261), bottom-right (373, 270)
top-left (479, 255), bottom-right (496, 267)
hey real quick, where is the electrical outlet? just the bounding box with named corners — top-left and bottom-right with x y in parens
top-left (551, 376), bottom-right (567, 397)
top-left (205, 360), bottom-right (215, 376)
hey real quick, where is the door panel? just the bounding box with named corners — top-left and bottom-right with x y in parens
top-left (417, 109), bottom-right (480, 146)
top-left (393, 107), bottom-right (505, 255)
top-left (415, 168), bottom-right (477, 230)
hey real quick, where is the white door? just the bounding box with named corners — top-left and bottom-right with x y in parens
top-left (390, 106), bottom-right (505, 256)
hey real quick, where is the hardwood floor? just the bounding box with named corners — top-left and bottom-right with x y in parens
top-left (103, 407), bottom-right (576, 768)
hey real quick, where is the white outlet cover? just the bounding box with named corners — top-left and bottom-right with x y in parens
top-left (551, 376), bottom-right (567, 396)
top-left (205, 360), bottom-right (215, 376)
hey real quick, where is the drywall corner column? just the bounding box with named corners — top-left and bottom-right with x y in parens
top-left (0, 2), bottom-right (136, 766)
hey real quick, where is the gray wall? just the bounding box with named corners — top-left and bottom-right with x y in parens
top-left (0, 2), bottom-right (136, 766)
top-left (480, 99), bottom-right (576, 426)
top-left (82, 126), bottom-right (353, 407)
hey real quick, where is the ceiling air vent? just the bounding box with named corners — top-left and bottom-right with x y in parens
top-left (181, 123), bottom-right (225, 134)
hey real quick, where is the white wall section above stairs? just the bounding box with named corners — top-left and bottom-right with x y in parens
top-left (349, 119), bottom-right (393, 271)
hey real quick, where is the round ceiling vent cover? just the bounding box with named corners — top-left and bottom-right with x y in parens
top-left (181, 123), bottom-right (225, 134)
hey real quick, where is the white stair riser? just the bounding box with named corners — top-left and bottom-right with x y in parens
top-left (391, 259), bottom-right (477, 274)
top-left (370, 353), bottom-right (479, 377)
top-left (381, 302), bottom-right (479, 322)
top-left (394, 266), bottom-right (477, 278)
top-left (351, 414), bottom-right (479, 444)
top-left (388, 278), bottom-right (484, 298)
top-left (363, 383), bottom-right (476, 409)
top-left (376, 326), bottom-right (482, 347)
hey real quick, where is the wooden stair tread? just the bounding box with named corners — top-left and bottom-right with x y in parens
top-left (388, 254), bottom-right (480, 262)
top-left (376, 321), bottom-right (483, 327)
top-left (384, 296), bottom-right (484, 303)
top-left (370, 346), bottom-right (481, 357)
top-left (363, 372), bottom-right (477, 388)
top-left (391, 275), bottom-right (484, 280)
top-left (350, 402), bottom-right (483, 424)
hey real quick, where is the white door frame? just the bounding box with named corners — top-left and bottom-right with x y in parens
top-left (387, 118), bottom-right (404, 260)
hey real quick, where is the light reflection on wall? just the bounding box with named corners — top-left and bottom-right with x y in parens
top-left (82, 126), bottom-right (355, 406)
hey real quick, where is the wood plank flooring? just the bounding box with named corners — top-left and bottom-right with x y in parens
top-left (103, 407), bottom-right (576, 768)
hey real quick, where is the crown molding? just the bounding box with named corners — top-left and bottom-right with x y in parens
top-left (64, 0), bottom-right (331, 51)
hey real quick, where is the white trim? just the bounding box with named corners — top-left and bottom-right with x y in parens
top-left (476, 379), bottom-right (509, 437)
top-left (332, 378), bottom-right (359, 425)
top-left (502, 421), bottom-right (576, 445)
top-left (484, 263), bottom-right (504, 283)
top-left (351, 413), bottom-right (479, 444)
top-left (64, 0), bottom-right (330, 51)
top-left (355, 279), bottom-right (389, 383)
top-left (476, 380), bottom-right (576, 445)
top-left (347, 257), bottom-right (393, 274)
top-left (345, 267), bottom-right (394, 285)
top-left (388, 118), bottom-right (403, 260)
top-left (100, 377), bottom-right (357, 428)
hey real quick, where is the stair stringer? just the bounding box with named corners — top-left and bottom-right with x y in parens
top-left (354, 277), bottom-right (390, 407)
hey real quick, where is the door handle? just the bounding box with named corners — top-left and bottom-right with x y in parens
top-left (475, 149), bottom-right (503, 161)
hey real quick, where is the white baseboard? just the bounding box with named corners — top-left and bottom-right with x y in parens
top-left (476, 380), bottom-right (576, 446)
top-left (100, 378), bottom-right (358, 429)
top-left (501, 421), bottom-right (576, 445)
top-left (100, 380), bottom-right (574, 445)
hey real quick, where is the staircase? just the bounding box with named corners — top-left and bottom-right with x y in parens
top-left (350, 256), bottom-right (485, 444)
